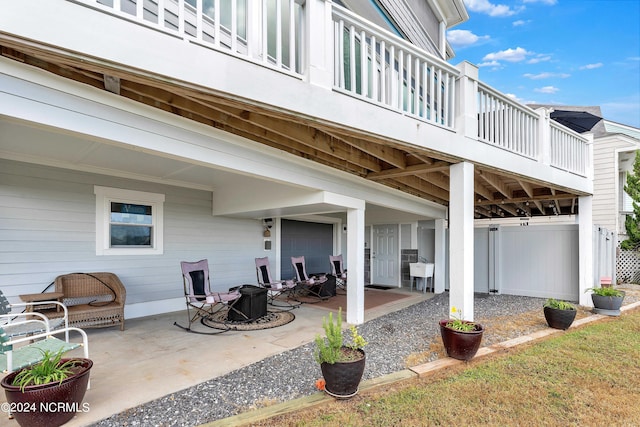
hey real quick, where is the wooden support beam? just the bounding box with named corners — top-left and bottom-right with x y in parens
top-left (478, 170), bottom-right (511, 199)
top-left (475, 192), bottom-right (576, 206)
top-left (367, 161), bottom-right (451, 180)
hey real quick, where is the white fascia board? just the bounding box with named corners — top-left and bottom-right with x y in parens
top-left (322, 192), bottom-right (366, 210)
top-left (474, 215), bottom-right (579, 227)
top-left (213, 190), bottom-right (366, 218)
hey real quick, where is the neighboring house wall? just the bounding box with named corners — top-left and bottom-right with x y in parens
top-left (0, 159), bottom-right (266, 306)
top-left (379, 0), bottom-right (441, 56)
top-left (592, 135), bottom-right (631, 233)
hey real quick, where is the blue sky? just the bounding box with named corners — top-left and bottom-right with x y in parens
top-left (447, 0), bottom-right (640, 128)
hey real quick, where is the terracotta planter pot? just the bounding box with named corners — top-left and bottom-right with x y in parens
top-left (439, 320), bottom-right (484, 361)
top-left (544, 306), bottom-right (577, 330)
top-left (1, 358), bottom-right (92, 427)
top-left (320, 348), bottom-right (365, 398)
top-left (591, 291), bottom-right (625, 316)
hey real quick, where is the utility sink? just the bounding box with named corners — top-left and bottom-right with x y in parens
top-left (410, 262), bottom-right (428, 277)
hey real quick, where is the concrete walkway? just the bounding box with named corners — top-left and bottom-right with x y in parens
top-left (0, 288), bottom-right (427, 427)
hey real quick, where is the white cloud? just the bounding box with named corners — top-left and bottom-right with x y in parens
top-left (478, 60), bottom-right (502, 68)
top-left (512, 20), bottom-right (530, 27)
top-left (505, 93), bottom-right (524, 103)
top-left (535, 86), bottom-right (559, 94)
top-left (482, 47), bottom-right (531, 63)
top-left (447, 30), bottom-right (490, 48)
top-left (527, 54), bottom-right (551, 64)
top-left (463, 0), bottom-right (523, 17)
top-left (580, 63), bottom-right (604, 70)
top-left (523, 72), bottom-right (570, 80)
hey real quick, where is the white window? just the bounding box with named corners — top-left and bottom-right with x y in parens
top-left (94, 186), bottom-right (165, 256)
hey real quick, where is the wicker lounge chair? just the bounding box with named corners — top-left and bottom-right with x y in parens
top-left (53, 272), bottom-right (126, 330)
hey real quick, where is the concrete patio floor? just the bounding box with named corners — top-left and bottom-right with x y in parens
top-left (0, 287), bottom-right (429, 427)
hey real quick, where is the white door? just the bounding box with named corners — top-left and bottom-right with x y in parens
top-left (371, 224), bottom-right (398, 286)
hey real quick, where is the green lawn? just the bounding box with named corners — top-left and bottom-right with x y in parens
top-left (254, 308), bottom-right (640, 426)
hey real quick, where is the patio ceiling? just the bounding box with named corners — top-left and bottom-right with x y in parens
top-left (1, 43), bottom-right (583, 219)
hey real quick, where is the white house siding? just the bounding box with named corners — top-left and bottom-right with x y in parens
top-left (379, 0), bottom-right (441, 56)
top-left (592, 135), bottom-right (638, 233)
top-left (0, 159), bottom-right (265, 306)
top-left (499, 225), bottom-right (579, 301)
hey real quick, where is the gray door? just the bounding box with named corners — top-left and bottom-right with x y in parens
top-left (372, 224), bottom-right (398, 286)
top-left (281, 219), bottom-right (334, 280)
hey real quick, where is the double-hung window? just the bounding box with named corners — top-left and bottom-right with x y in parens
top-left (94, 186), bottom-right (164, 255)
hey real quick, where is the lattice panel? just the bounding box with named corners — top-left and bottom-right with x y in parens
top-left (617, 248), bottom-right (640, 283)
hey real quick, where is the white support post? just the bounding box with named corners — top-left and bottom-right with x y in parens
top-left (579, 195), bottom-right (594, 307)
top-left (449, 162), bottom-right (475, 321)
top-left (455, 61), bottom-right (479, 140)
top-left (346, 207), bottom-right (365, 325)
top-left (434, 218), bottom-right (446, 293)
top-left (537, 107), bottom-right (552, 166)
top-left (305, 0), bottom-right (333, 89)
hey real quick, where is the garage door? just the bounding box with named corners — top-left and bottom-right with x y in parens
top-left (281, 219), bottom-right (334, 280)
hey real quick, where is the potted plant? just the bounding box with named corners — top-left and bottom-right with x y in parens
top-left (1, 349), bottom-right (92, 427)
top-left (543, 298), bottom-right (577, 330)
top-left (587, 286), bottom-right (625, 316)
top-left (439, 306), bottom-right (484, 361)
top-left (314, 308), bottom-right (367, 398)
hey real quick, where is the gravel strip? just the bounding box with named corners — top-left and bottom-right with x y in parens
top-left (92, 291), bottom-right (637, 427)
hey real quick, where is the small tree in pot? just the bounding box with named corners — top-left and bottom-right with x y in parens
top-left (314, 308), bottom-right (367, 398)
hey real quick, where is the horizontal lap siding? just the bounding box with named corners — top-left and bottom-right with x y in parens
top-left (0, 160), bottom-right (264, 304)
top-left (592, 139), bottom-right (626, 232)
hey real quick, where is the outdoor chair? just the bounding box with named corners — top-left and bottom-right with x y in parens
top-left (291, 256), bottom-right (330, 302)
top-left (255, 257), bottom-right (300, 310)
top-left (0, 290), bottom-right (69, 341)
top-left (174, 259), bottom-right (247, 334)
top-left (329, 254), bottom-right (347, 293)
top-left (0, 323), bottom-right (89, 375)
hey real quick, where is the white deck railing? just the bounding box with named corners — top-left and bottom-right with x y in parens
top-left (550, 120), bottom-right (590, 176)
top-left (476, 82), bottom-right (539, 159)
top-left (92, 0), bottom-right (303, 76)
top-left (77, 0), bottom-right (590, 177)
top-left (332, 6), bottom-right (458, 129)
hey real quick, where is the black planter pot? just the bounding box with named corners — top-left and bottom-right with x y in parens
top-left (320, 348), bottom-right (365, 398)
top-left (439, 320), bottom-right (484, 361)
top-left (1, 358), bottom-right (92, 427)
top-left (543, 306), bottom-right (577, 330)
top-left (592, 291), bottom-right (625, 316)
